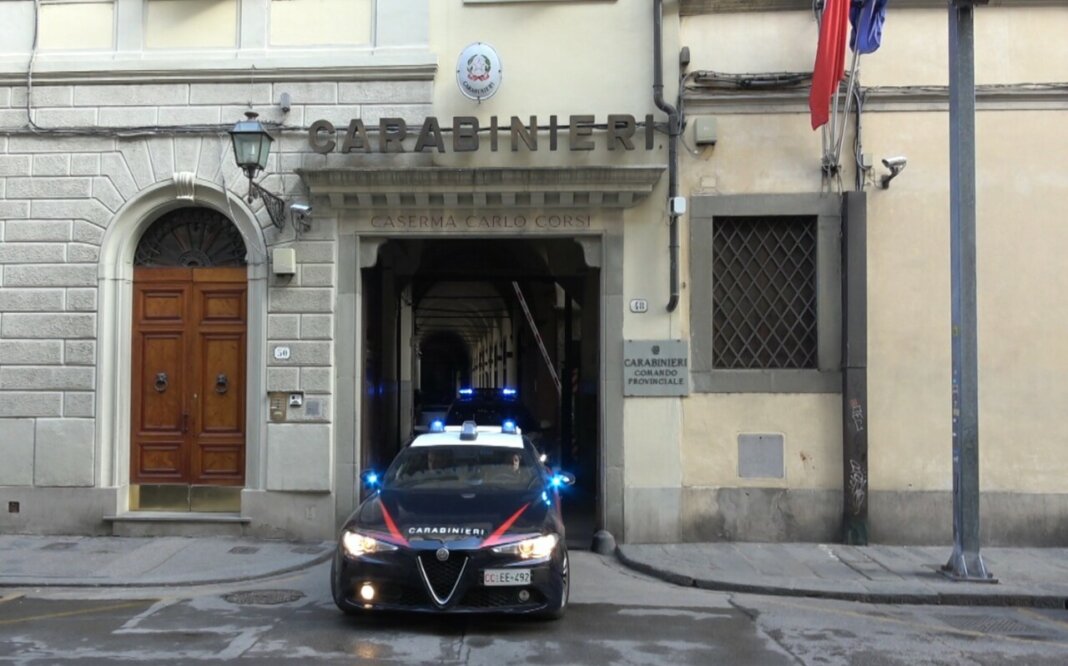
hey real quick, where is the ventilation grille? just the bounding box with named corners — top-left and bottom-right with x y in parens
top-left (460, 587), bottom-right (544, 608)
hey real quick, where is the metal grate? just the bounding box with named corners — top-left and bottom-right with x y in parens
top-left (222, 590), bottom-right (304, 605)
top-left (460, 587), bottom-right (544, 609)
top-left (712, 215), bottom-right (818, 369)
top-left (135, 208), bottom-right (247, 267)
top-left (376, 583), bottom-right (428, 606)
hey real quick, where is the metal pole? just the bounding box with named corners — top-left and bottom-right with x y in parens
top-left (943, 0), bottom-right (993, 583)
top-left (842, 193), bottom-right (869, 545)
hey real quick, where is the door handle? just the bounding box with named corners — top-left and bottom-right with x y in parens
top-left (181, 413), bottom-right (189, 433)
top-left (215, 373), bottom-right (229, 395)
top-left (154, 372), bottom-right (168, 393)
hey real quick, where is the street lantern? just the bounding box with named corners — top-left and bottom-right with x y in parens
top-left (228, 111), bottom-right (289, 230)
top-left (229, 111), bottom-right (274, 197)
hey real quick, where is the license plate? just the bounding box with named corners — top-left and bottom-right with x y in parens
top-left (483, 569), bottom-right (531, 586)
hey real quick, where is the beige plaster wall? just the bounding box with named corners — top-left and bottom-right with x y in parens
top-left (430, 0), bottom-right (687, 498)
top-left (39, 1), bottom-right (115, 51)
top-left (680, 7), bottom-right (1068, 501)
top-left (270, 0), bottom-right (372, 46)
top-left (145, 0), bottom-right (238, 49)
top-left (682, 8), bottom-right (1068, 87)
top-left (865, 109), bottom-right (1068, 495)
top-left (682, 394), bottom-right (841, 489)
top-left (428, 0), bottom-right (663, 168)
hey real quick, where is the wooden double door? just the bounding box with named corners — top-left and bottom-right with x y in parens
top-left (131, 267), bottom-right (247, 486)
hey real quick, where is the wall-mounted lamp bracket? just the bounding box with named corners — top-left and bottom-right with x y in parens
top-left (250, 181), bottom-right (287, 229)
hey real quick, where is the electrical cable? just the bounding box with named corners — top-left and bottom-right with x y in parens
top-left (26, 0), bottom-right (44, 133)
top-left (853, 82), bottom-right (866, 191)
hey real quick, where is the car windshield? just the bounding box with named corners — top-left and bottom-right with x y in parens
top-left (384, 445), bottom-right (541, 491)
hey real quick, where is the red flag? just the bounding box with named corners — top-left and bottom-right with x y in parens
top-left (809, 0), bottom-right (850, 130)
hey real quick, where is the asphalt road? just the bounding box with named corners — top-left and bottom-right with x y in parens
top-left (1, 553), bottom-right (1066, 664)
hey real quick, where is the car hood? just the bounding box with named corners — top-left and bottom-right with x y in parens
top-left (346, 488), bottom-right (553, 548)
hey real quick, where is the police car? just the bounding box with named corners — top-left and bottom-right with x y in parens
top-left (330, 420), bottom-right (574, 618)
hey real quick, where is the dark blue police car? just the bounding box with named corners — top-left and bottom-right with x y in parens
top-left (331, 420), bottom-right (574, 618)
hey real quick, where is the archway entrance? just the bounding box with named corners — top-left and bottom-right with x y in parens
top-left (129, 208), bottom-right (248, 511)
top-left (361, 237), bottom-right (600, 547)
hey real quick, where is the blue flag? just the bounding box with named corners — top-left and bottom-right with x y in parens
top-left (850, 0), bottom-right (888, 54)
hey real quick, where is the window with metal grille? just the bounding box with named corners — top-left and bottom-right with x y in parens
top-left (712, 215), bottom-right (817, 369)
top-left (690, 194), bottom-right (842, 394)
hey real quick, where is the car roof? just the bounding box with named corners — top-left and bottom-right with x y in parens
top-left (409, 425), bottom-right (524, 449)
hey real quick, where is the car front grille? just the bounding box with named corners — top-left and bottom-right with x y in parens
top-left (418, 552), bottom-right (468, 603)
top-left (459, 587), bottom-right (544, 608)
top-left (374, 583), bottom-right (428, 607)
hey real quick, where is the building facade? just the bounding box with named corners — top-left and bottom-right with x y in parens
top-left (1, 0), bottom-right (1066, 546)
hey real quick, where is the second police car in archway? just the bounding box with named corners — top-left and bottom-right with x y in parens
top-left (331, 419), bottom-right (574, 618)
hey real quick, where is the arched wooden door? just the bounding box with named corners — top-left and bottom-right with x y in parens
top-left (130, 209), bottom-right (248, 510)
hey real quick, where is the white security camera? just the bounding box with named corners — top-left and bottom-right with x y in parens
top-left (288, 202), bottom-right (312, 232)
top-left (880, 156), bottom-right (907, 188)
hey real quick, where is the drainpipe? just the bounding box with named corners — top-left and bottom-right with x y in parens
top-left (653, 0), bottom-right (680, 312)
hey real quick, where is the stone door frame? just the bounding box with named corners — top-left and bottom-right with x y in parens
top-left (97, 178), bottom-right (269, 512)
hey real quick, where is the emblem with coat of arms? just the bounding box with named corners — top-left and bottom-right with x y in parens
top-left (456, 43), bottom-right (502, 102)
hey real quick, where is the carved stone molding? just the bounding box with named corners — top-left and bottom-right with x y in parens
top-left (173, 172), bottom-right (197, 202)
top-left (298, 166), bottom-right (664, 211)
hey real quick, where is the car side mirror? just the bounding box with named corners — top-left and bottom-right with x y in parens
top-left (549, 471), bottom-right (576, 488)
top-left (360, 469), bottom-right (381, 489)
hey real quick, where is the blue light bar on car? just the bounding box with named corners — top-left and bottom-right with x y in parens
top-left (460, 420), bottom-right (478, 441)
top-left (429, 419), bottom-right (445, 433)
top-left (458, 388), bottom-right (474, 396)
top-left (501, 388), bottom-right (517, 396)
top-left (502, 419), bottom-right (517, 434)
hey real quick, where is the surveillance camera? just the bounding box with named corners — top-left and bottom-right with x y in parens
top-left (289, 202), bottom-right (311, 216)
top-left (879, 156), bottom-right (908, 189)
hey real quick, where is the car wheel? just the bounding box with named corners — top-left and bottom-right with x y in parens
top-left (536, 549), bottom-right (569, 620)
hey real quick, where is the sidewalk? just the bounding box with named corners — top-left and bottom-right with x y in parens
top-left (3, 534), bottom-right (1066, 607)
top-left (0, 535), bottom-right (334, 588)
top-left (617, 542), bottom-right (1068, 608)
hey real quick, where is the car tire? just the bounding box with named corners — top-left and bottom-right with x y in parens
top-left (536, 549), bottom-right (569, 620)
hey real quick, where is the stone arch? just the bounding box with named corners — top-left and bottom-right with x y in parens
top-left (96, 177), bottom-right (269, 510)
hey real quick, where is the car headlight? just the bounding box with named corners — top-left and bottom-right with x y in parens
top-left (340, 530), bottom-right (398, 558)
top-left (491, 534), bottom-right (559, 559)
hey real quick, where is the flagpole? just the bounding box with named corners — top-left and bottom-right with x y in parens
top-left (832, 51), bottom-right (861, 170)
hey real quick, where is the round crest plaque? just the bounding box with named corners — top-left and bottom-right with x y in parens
top-left (456, 42), bottom-right (502, 102)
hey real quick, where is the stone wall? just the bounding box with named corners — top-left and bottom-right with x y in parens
top-left (0, 78), bottom-right (431, 507)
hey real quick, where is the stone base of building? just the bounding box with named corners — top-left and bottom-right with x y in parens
top-left (626, 487), bottom-right (1068, 546)
top-left (870, 490), bottom-right (1068, 547)
top-left (0, 487), bottom-right (118, 536)
top-left (241, 489), bottom-right (337, 542)
top-left (625, 487), bottom-right (843, 544)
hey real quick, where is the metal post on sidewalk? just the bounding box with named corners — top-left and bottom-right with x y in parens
top-left (942, 0), bottom-right (994, 583)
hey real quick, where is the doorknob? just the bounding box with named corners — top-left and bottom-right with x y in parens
top-left (181, 413), bottom-right (190, 433)
top-left (154, 372), bottom-right (168, 393)
top-left (215, 373), bottom-right (229, 395)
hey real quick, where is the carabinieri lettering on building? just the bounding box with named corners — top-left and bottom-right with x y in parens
top-left (308, 115), bottom-right (657, 154)
top-left (623, 340), bottom-right (690, 397)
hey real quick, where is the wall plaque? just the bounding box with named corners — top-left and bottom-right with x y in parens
top-left (623, 340), bottom-right (690, 397)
